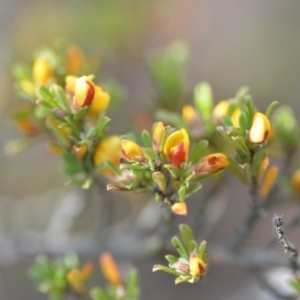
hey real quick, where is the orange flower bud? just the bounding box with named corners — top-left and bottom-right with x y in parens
top-left (171, 202), bottom-right (187, 215)
top-left (195, 153), bottom-right (229, 174)
top-left (45, 141), bottom-right (63, 156)
top-left (33, 57), bottom-right (53, 85)
top-left (189, 257), bottom-right (206, 277)
top-left (99, 252), bottom-right (123, 286)
top-left (182, 105), bottom-right (197, 123)
top-left (94, 136), bottom-right (121, 176)
top-left (163, 128), bottom-right (189, 167)
top-left (248, 112), bottom-right (270, 144)
top-left (67, 44), bottom-right (86, 76)
top-left (16, 118), bottom-right (39, 135)
top-left (260, 166), bottom-right (278, 200)
top-left (121, 140), bottom-right (144, 162)
top-left (291, 169), bottom-right (300, 196)
top-left (81, 262), bottom-right (94, 280)
top-left (67, 268), bottom-right (85, 295)
top-left (152, 121), bottom-right (165, 151)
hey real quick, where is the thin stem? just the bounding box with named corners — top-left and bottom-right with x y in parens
top-left (272, 214), bottom-right (299, 274)
top-left (227, 173), bottom-right (263, 252)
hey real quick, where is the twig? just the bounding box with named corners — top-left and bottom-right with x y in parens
top-left (267, 208), bottom-right (300, 249)
top-left (272, 214), bottom-right (299, 274)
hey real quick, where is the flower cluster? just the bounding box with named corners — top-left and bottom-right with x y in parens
top-left (108, 122), bottom-right (229, 215)
top-left (11, 43), bottom-right (124, 187)
top-left (153, 224), bottom-right (207, 283)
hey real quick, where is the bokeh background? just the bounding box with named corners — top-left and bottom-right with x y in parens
top-left (1, 0), bottom-right (300, 299)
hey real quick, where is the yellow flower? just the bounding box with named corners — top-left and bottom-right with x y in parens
top-left (171, 202), bottom-right (187, 215)
top-left (67, 262), bottom-right (93, 295)
top-left (93, 136), bottom-right (121, 176)
top-left (212, 100), bottom-right (240, 127)
top-left (189, 256), bottom-right (206, 277)
top-left (163, 128), bottom-right (189, 167)
top-left (195, 153), bottom-right (229, 174)
top-left (212, 100), bottom-right (229, 123)
top-left (65, 75), bottom-right (77, 94)
top-left (19, 79), bottom-right (35, 95)
top-left (73, 76), bottom-right (110, 115)
top-left (121, 140), bottom-right (144, 162)
top-left (182, 105), bottom-right (197, 123)
top-left (248, 112), bottom-right (271, 144)
top-left (152, 121), bottom-right (165, 151)
top-left (33, 57), bottom-right (53, 85)
top-left (99, 252), bottom-right (123, 286)
top-left (291, 169), bottom-right (300, 196)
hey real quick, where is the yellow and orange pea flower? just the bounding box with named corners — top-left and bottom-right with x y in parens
top-left (121, 139), bottom-right (145, 162)
top-left (32, 57), bottom-right (53, 85)
top-left (99, 252), bottom-right (123, 286)
top-left (189, 255), bottom-right (206, 277)
top-left (194, 153), bottom-right (229, 175)
top-left (67, 262), bottom-right (94, 295)
top-left (93, 136), bottom-right (122, 177)
top-left (248, 112), bottom-right (271, 144)
top-left (72, 76), bottom-right (110, 115)
top-left (163, 128), bottom-right (190, 168)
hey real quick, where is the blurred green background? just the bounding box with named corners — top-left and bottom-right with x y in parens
top-left (1, 0), bottom-right (300, 299)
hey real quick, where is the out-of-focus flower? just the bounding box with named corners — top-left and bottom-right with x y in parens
top-left (171, 202), bottom-right (187, 215)
top-left (99, 252), bottom-right (123, 286)
top-left (66, 45), bottom-right (86, 76)
top-left (182, 105), bottom-right (197, 123)
top-left (73, 76), bottom-right (110, 115)
top-left (65, 75), bottom-right (77, 94)
top-left (189, 256), bottom-right (206, 277)
top-left (152, 121), bottom-right (165, 151)
top-left (194, 153), bottom-right (229, 175)
top-left (260, 166), bottom-right (278, 200)
top-left (45, 141), bottom-right (64, 156)
top-left (67, 262), bottom-right (93, 295)
top-left (291, 169), bottom-right (300, 196)
top-left (248, 112), bottom-right (270, 144)
top-left (94, 136), bottom-right (121, 176)
top-left (15, 117), bottom-right (39, 135)
top-left (121, 140), bottom-right (144, 162)
top-left (19, 79), bottom-right (35, 95)
top-left (164, 128), bottom-right (189, 168)
top-left (212, 100), bottom-right (240, 127)
top-left (33, 57), bottom-right (53, 85)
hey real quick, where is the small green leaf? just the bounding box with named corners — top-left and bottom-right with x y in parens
top-left (165, 255), bottom-right (178, 264)
top-left (222, 115), bottom-right (233, 127)
top-left (239, 111), bottom-right (250, 131)
top-left (90, 287), bottom-right (111, 300)
top-left (152, 264), bottom-right (179, 276)
top-left (265, 101), bottom-right (279, 119)
top-left (171, 236), bottom-right (188, 259)
top-left (190, 140), bottom-right (209, 164)
top-left (141, 130), bottom-right (152, 147)
top-left (194, 82), bottom-right (213, 120)
top-left (198, 240), bottom-right (207, 260)
top-left (126, 268), bottom-right (140, 299)
top-left (179, 224), bottom-right (195, 252)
